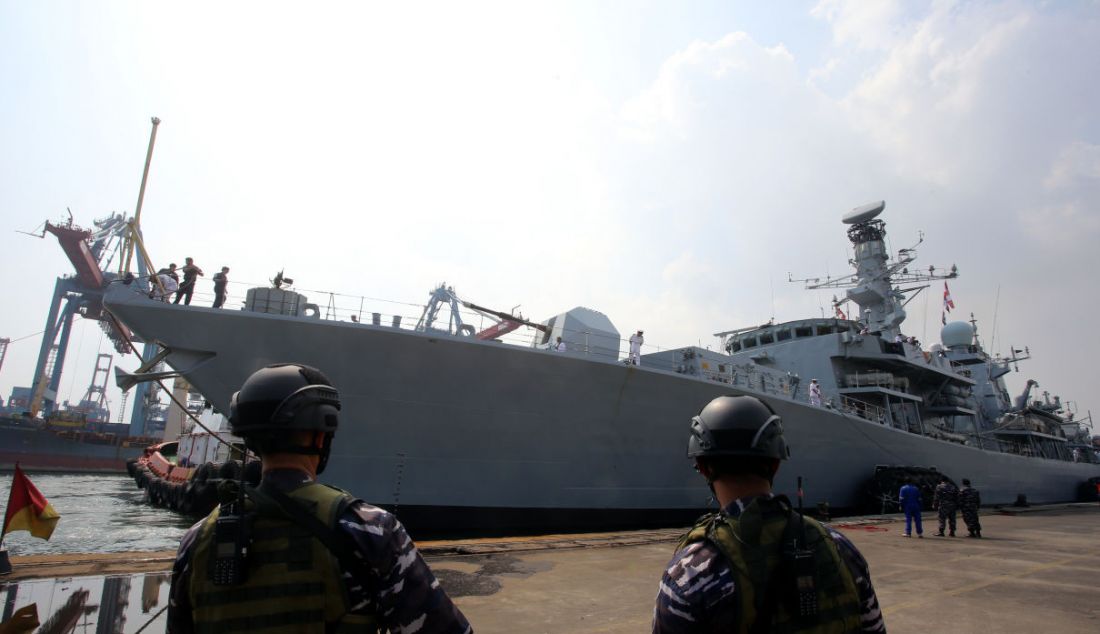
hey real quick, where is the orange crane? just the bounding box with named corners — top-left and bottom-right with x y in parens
top-left (461, 300), bottom-right (550, 341)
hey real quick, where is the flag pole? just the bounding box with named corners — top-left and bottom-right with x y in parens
top-left (1, 461), bottom-right (15, 545)
top-left (0, 462), bottom-right (13, 574)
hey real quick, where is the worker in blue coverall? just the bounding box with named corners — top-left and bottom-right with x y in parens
top-left (898, 480), bottom-right (924, 537)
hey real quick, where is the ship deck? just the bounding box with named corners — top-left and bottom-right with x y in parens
top-left (3, 504), bottom-right (1098, 633)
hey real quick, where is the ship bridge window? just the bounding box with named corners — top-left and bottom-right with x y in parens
top-left (816, 326), bottom-right (836, 336)
top-left (776, 329), bottom-right (792, 341)
top-left (795, 326), bottom-right (813, 338)
top-left (728, 341), bottom-right (742, 352)
top-left (742, 338), bottom-right (758, 349)
top-left (759, 332), bottom-right (774, 345)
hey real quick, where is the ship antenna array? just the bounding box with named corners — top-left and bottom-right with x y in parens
top-left (990, 284), bottom-right (1001, 355)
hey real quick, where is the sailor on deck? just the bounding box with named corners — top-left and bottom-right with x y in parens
top-left (174, 257), bottom-right (204, 306)
top-left (212, 266), bottom-right (230, 309)
top-left (629, 330), bottom-right (644, 365)
top-left (809, 378), bottom-right (823, 406)
top-left (152, 263), bottom-right (179, 301)
top-left (154, 269), bottom-right (178, 302)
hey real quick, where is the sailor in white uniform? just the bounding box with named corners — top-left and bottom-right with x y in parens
top-left (156, 272), bottom-right (178, 302)
top-left (628, 330), bottom-right (644, 365)
top-left (809, 378), bottom-right (823, 406)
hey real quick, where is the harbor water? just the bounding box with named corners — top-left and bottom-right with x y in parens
top-left (0, 473), bottom-right (193, 556)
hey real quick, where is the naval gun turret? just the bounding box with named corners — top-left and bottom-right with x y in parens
top-left (1015, 379), bottom-right (1040, 411)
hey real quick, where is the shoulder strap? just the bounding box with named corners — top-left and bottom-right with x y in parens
top-left (748, 501), bottom-right (798, 634)
top-left (675, 512), bottom-right (719, 552)
top-left (247, 484), bottom-right (370, 580)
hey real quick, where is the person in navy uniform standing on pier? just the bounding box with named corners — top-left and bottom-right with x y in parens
top-left (933, 476), bottom-right (959, 537)
top-left (653, 395), bottom-right (886, 632)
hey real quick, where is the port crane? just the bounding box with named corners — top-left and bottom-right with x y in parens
top-left (23, 118), bottom-right (168, 434)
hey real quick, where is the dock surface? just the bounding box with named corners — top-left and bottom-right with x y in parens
top-left (2, 505), bottom-right (1097, 633)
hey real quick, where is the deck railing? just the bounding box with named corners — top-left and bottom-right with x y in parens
top-left (121, 279), bottom-right (936, 429)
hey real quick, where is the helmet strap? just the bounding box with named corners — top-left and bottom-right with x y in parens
top-left (316, 433), bottom-right (334, 475)
top-left (246, 433), bottom-right (327, 461)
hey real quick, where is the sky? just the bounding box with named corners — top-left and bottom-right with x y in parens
top-left (1, 0), bottom-right (1098, 428)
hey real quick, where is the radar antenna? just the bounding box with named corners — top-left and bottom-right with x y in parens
top-left (788, 201), bottom-right (958, 338)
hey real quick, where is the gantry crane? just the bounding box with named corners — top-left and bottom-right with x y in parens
top-left (27, 118), bottom-right (166, 435)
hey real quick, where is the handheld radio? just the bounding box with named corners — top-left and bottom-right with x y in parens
top-left (788, 476), bottom-right (819, 619)
top-left (211, 470), bottom-right (253, 586)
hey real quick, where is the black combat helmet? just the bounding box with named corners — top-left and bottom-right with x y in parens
top-left (687, 395), bottom-right (791, 461)
top-left (229, 363), bottom-right (341, 473)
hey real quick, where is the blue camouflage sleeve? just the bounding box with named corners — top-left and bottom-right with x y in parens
top-left (166, 518), bottom-right (205, 634)
top-left (652, 541), bottom-right (738, 633)
top-left (828, 528), bottom-right (886, 633)
top-left (338, 502), bottom-right (472, 634)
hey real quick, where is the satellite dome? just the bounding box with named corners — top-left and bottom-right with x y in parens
top-left (941, 321), bottom-right (974, 349)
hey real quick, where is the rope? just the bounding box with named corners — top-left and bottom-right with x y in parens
top-left (65, 319), bottom-right (88, 403)
top-left (5, 329), bottom-right (46, 344)
top-left (107, 311), bottom-right (241, 453)
top-left (133, 603), bottom-right (169, 633)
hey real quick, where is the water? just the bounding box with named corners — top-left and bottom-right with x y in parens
top-left (0, 473), bottom-right (194, 556)
top-left (1, 572), bottom-right (171, 633)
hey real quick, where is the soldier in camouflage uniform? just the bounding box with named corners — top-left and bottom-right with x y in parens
top-left (168, 364), bottom-right (471, 633)
top-left (958, 478), bottom-right (982, 538)
top-left (653, 395), bottom-right (886, 633)
top-left (932, 475), bottom-right (959, 537)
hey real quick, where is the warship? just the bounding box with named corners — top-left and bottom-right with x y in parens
top-left (102, 201), bottom-right (1100, 533)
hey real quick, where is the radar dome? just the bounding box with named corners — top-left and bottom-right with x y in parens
top-left (940, 321), bottom-right (973, 349)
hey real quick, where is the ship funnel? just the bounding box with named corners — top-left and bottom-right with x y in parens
top-left (114, 366), bottom-right (181, 392)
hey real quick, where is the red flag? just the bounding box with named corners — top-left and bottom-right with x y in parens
top-left (943, 282), bottom-right (955, 312)
top-left (2, 464), bottom-right (60, 541)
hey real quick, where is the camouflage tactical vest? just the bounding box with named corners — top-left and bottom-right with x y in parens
top-left (676, 497), bottom-right (864, 634)
top-left (189, 481), bottom-right (378, 633)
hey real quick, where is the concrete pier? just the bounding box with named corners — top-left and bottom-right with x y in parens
top-left (436, 505), bottom-right (1100, 633)
top-left (2, 504), bottom-right (1097, 633)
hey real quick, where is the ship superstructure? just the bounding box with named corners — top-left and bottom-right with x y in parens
top-left (665, 201), bottom-right (1091, 465)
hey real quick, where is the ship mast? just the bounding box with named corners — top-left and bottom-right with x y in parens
top-left (792, 201), bottom-right (958, 339)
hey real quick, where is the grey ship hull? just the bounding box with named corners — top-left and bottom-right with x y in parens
top-left (105, 288), bottom-right (1100, 533)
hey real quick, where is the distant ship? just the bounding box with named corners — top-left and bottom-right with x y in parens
top-left (0, 412), bottom-right (155, 473)
top-left (103, 201), bottom-right (1100, 534)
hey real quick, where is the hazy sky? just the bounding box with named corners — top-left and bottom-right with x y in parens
top-left (1, 1), bottom-right (1098, 427)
